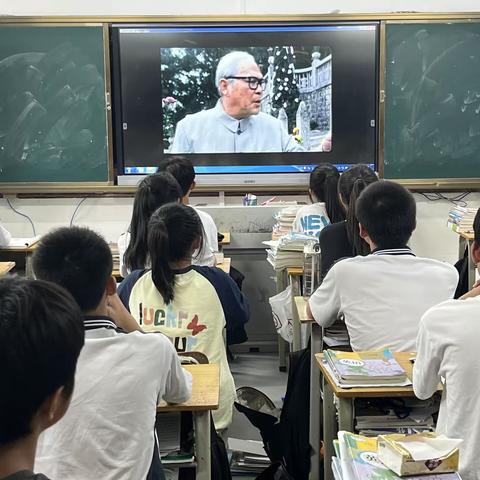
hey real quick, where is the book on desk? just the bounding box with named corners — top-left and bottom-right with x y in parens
top-left (324, 350), bottom-right (408, 386)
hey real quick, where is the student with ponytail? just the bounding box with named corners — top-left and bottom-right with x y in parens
top-left (117, 172), bottom-right (183, 277)
top-left (293, 163), bottom-right (344, 237)
top-left (319, 164), bottom-right (378, 277)
top-left (118, 203), bottom-right (249, 432)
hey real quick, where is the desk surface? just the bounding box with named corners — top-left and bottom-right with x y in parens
top-left (0, 261), bottom-right (15, 276)
top-left (158, 363), bottom-right (220, 412)
top-left (458, 231), bottom-right (474, 241)
top-left (219, 232), bottom-right (230, 246)
top-left (216, 257), bottom-right (231, 274)
top-left (316, 352), bottom-right (422, 398)
top-left (287, 266), bottom-right (304, 276)
top-left (0, 241), bottom-right (39, 253)
top-left (294, 296), bottom-right (314, 324)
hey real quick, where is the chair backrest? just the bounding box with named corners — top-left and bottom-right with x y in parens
top-left (178, 351), bottom-right (209, 364)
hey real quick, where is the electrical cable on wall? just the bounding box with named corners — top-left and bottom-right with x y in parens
top-left (5, 198), bottom-right (36, 236)
top-left (70, 198), bottom-right (88, 227)
top-left (419, 192), bottom-right (471, 207)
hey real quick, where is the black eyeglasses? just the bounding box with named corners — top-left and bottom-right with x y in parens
top-left (225, 76), bottom-right (266, 90)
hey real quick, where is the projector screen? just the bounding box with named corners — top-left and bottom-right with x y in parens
top-left (111, 23), bottom-right (378, 180)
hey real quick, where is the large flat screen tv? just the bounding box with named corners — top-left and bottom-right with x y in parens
top-left (112, 22), bottom-right (378, 186)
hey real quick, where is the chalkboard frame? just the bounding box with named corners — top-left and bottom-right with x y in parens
top-left (380, 19), bottom-right (480, 188)
top-left (0, 21), bottom-right (114, 188)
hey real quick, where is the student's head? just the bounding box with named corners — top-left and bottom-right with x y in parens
top-left (148, 203), bottom-right (203, 304)
top-left (356, 180), bottom-right (416, 251)
top-left (0, 276), bottom-right (84, 446)
top-left (125, 172), bottom-right (182, 272)
top-left (309, 163), bottom-right (345, 224)
top-left (338, 164), bottom-right (378, 255)
top-left (157, 157), bottom-right (195, 199)
top-left (33, 226), bottom-right (114, 314)
top-left (472, 209), bottom-right (480, 269)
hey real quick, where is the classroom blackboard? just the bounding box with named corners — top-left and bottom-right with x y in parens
top-left (0, 25), bottom-right (110, 183)
top-left (384, 22), bottom-right (480, 180)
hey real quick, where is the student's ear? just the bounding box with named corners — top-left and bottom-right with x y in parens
top-left (106, 276), bottom-right (117, 296)
top-left (359, 223), bottom-right (368, 241)
top-left (37, 385), bottom-right (72, 431)
top-left (472, 241), bottom-right (480, 266)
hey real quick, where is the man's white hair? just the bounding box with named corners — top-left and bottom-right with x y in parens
top-left (215, 51), bottom-right (258, 96)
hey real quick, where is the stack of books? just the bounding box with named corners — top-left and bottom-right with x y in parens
top-left (324, 350), bottom-right (408, 387)
top-left (355, 396), bottom-right (438, 436)
top-left (447, 205), bottom-right (478, 234)
top-left (333, 431), bottom-right (461, 480)
top-left (109, 243), bottom-right (121, 276)
top-left (272, 206), bottom-right (299, 240)
top-left (228, 438), bottom-right (270, 475)
top-left (264, 233), bottom-right (317, 271)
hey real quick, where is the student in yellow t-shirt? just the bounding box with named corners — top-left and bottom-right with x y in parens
top-left (118, 203), bottom-right (249, 431)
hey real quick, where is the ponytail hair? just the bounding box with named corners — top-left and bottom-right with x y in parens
top-left (338, 165), bottom-right (378, 256)
top-left (309, 164), bottom-right (345, 224)
top-left (124, 172), bottom-right (182, 273)
top-left (148, 203), bottom-right (203, 304)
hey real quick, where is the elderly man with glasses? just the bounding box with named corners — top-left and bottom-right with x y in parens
top-left (170, 51), bottom-right (302, 153)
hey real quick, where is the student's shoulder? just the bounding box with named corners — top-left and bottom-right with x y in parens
top-left (420, 297), bottom-right (468, 329)
top-left (194, 207), bottom-right (215, 225)
top-left (415, 256), bottom-right (459, 277)
top-left (126, 330), bottom-right (177, 354)
top-left (192, 265), bottom-right (231, 284)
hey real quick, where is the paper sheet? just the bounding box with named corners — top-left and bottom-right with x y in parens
top-left (398, 435), bottom-right (463, 461)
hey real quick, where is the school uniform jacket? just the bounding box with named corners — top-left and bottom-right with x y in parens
top-left (118, 265), bottom-right (250, 430)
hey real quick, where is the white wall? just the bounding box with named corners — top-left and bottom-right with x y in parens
top-left (0, 193), bottom-right (477, 264)
top-left (1, 0), bottom-right (480, 15)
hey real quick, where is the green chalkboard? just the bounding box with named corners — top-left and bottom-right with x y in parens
top-left (0, 25), bottom-right (109, 183)
top-left (384, 22), bottom-right (480, 180)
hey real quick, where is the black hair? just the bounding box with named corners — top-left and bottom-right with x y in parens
top-left (474, 209), bottom-right (480, 246)
top-left (148, 203), bottom-right (203, 304)
top-left (33, 226), bottom-right (113, 312)
top-left (338, 164), bottom-right (378, 255)
top-left (356, 180), bottom-right (416, 249)
top-left (157, 156), bottom-right (195, 197)
top-left (0, 276), bottom-right (84, 445)
top-left (124, 172), bottom-right (182, 272)
top-left (309, 163), bottom-right (345, 223)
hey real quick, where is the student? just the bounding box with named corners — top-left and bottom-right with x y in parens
top-left (413, 208), bottom-right (480, 480)
top-left (157, 156), bottom-right (218, 266)
top-left (292, 163), bottom-right (344, 237)
top-left (308, 180), bottom-right (458, 352)
top-left (0, 276), bottom-right (84, 480)
top-left (118, 203), bottom-right (249, 432)
top-left (33, 226), bottom-right (192, 480)
top-left (118, 172), bottom-right (183, 277)
top-left (319, 164), bottom-right (378, 277)
top-left (0, 223), bottom-right (11, 247)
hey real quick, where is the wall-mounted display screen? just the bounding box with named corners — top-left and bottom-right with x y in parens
top-left (112, 23), bottom-right (378, 180)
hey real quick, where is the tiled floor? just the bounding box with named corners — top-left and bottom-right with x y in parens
top-left (229, 353), bottom-right (288, 478)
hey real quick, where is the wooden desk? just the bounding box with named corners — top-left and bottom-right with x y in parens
top-left (216, 257), bottom-right (231, 275)
top-left (293, 296), bottom-right (323, 480)
top-left (0, 242), bottom-right (39, 277)
top-left (219, 232), bottom-right (230, 246)
top-left (158, 364), bottom-right (219, 480)
top-left (316, 351), bottom-right (430, 480)
top-left (0, 261), bottom-right (15, 276)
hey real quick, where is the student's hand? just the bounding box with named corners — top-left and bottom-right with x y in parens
top-left (107, 293), bottom-right (143, 333)
top-left (460, 281), bottom-right (480, 300)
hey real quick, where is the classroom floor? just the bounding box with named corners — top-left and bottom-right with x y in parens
top-left (229, 353), bottom-right (288, 479)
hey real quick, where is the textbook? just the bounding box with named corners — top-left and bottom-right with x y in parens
top-left (325, 349), bottom-right (407, 385)
top-left (339, 431), bottom-right (462, 480)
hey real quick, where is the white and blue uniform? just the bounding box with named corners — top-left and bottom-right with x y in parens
top-left (118, 265), bottom-right (250, 430)
top-left (292, 202), bottom-right (330, 238)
